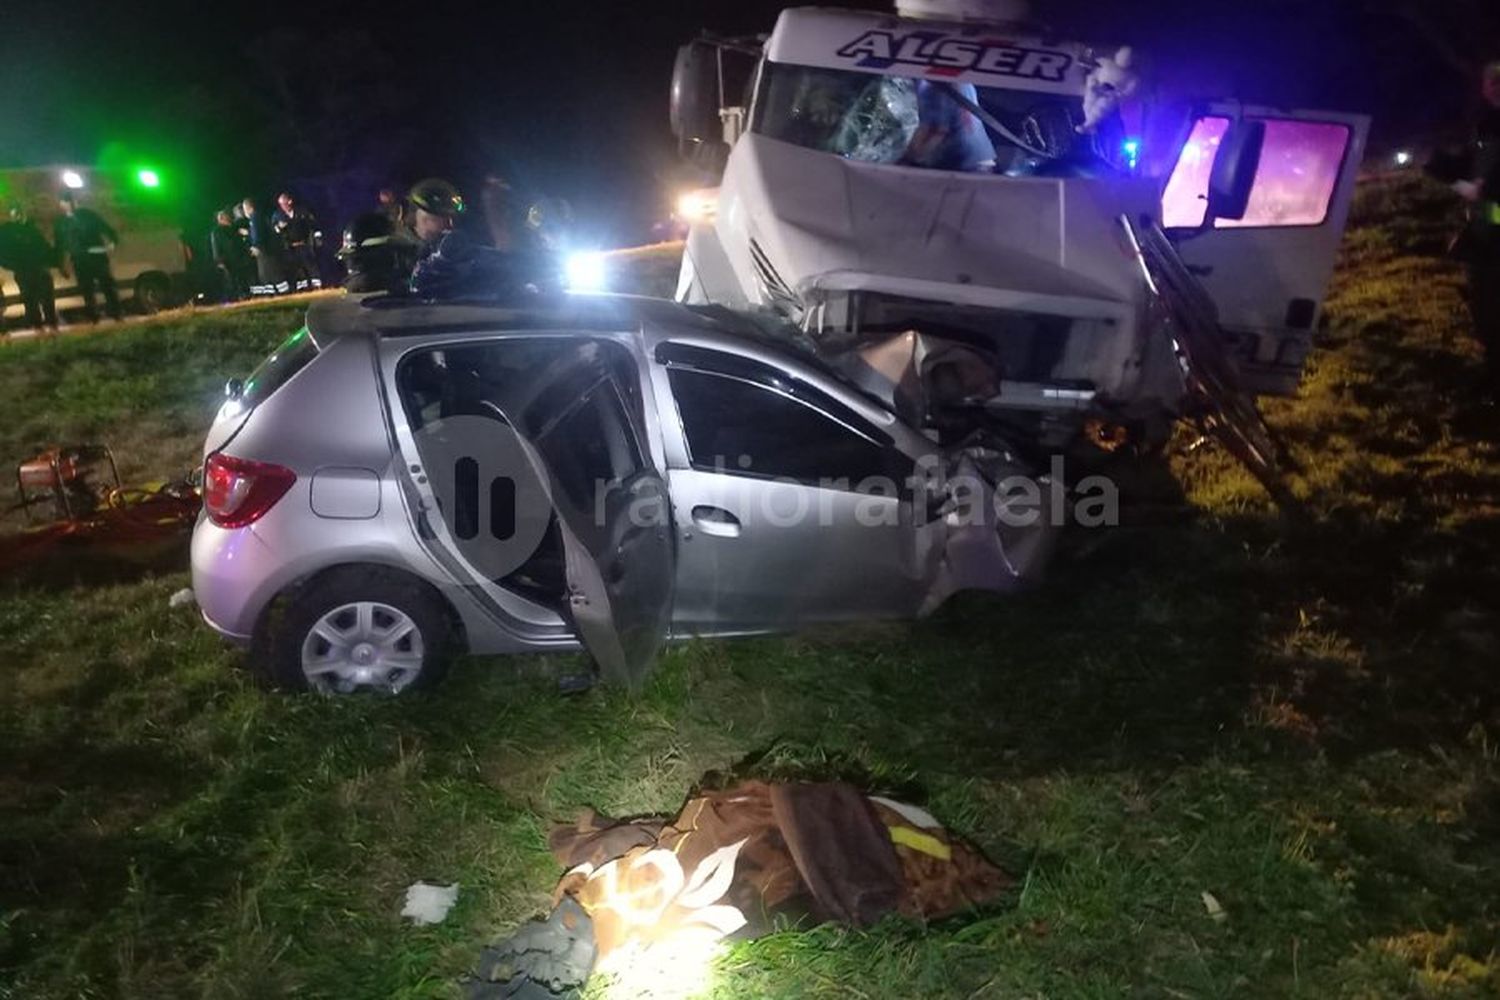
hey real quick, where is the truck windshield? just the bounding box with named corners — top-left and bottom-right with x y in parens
top-left (751, 61), bottom-right (1126, 177)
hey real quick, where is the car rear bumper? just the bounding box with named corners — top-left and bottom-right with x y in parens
top-left (200, 607), bottom-right (253, 645)
top-left (191, 515), bottom-right (283, 640)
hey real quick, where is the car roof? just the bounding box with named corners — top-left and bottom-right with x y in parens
top-left (305, 291), bottom-right (909, 433)
top-left (306, 291), bottom-right (706, 343)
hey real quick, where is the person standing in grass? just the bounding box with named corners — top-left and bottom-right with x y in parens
top-left (1452, 62), bottom-right (1500, 396)
top-left (54, 190), bottom-right (122, 323)
top-left (0, 205), bottom-right (60, 332)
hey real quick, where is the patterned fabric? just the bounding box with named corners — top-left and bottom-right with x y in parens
top-left (546, 781), bottom-right (1010, 971)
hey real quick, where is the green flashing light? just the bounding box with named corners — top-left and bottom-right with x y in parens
top-left (136, 168), bottom-right (161, 189)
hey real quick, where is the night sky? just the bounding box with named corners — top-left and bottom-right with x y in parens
top-left (3, 0), bottom-right (1493, 242)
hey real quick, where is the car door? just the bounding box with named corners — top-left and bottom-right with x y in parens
top-left (389, 334), bottom-right (675, 687)
top-left (1160, 105), bottom-right (1370, 395)
top-left (511, 343), bottom-right (675, 688)
top-left (650, 341), bottom-right (936, 635)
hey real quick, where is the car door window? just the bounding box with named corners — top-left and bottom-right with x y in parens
top-left (534, 377), bottom-right (643, 515)
top-left (668, 367), bottom-right (891, 489)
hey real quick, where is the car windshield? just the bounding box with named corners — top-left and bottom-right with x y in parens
top-left (752, 61), bottom-right (1127, 176)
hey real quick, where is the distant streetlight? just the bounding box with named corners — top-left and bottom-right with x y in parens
top-left (1393, 150), bottom-right (1413, 168)
top-left (61, 170), bottom-right (85, 190)
top-left (137, 168), bottom-right (161, 188)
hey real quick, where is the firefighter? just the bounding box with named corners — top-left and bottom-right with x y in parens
top-left (242, 198), bottom-right (286, 295)
top-left (271, 191), bottom-right (323, 291)
top-left (408, 178), bottom-right (465, 255)
top-left (54, 190), bottom-right (122, 322)
top-left (209, 209), bottom-right (253, 302)
top-left (338, 211), bottom-right (417, 293)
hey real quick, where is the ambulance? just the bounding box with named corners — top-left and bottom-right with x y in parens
top-left (669, 0), bottom-right (1369, 491)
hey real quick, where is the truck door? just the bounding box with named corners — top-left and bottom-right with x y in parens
top-left (1161, 107), bottom-right (1370, 395)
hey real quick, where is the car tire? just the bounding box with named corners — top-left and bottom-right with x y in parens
top-left (253, 566), bottom-right (455, 695)
top-left (134, 272), bottom-right (171, 315)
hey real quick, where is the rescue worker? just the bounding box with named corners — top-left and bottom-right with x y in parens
top-left (271, 191), bottom-right (322, 291)
top-left (54, 190), bottom-right (121, 322)
top-left (0, 205), bottom-right (60, 333)
top-left (406, 177), bottom-right (472, 296)
top-left (407, 177), bottom-right (563, 299)
top-left (209, 208), bottom-right (253, 302)
top-left (377, 187), bottom-right (406, 229)
top-left (409, 177), bottom-right (465, 256)
top-left (1461, 61), bottom-right (1500, 395)
top-left (242, 198), bottom-right (286, 295)
top-left (338, 211), bottom-right (416, 293)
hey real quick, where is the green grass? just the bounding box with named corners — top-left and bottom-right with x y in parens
top-left (3, 179), bottom-right (1499, 999)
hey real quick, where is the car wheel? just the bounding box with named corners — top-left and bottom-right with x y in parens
top-left (256, 567), bottom-right (454, 695)
top-left (134, 272), bottom-right (171, 314)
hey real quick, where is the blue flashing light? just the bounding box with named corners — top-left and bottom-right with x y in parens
top-left (1121, 138), bottom-right (1142, 172)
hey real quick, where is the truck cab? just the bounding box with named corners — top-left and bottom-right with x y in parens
top-left (670, 4), bottom-right (1368, 458)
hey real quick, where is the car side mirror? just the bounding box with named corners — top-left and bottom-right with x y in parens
top-left (670, 41), bottom-right (723, 146)
top-left (1205, 119), bottom-right (1265, 223)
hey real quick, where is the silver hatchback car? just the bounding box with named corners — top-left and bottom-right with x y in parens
top-left (192, 294), bottom-right (1056, 694)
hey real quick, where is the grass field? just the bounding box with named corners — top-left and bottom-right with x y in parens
top-left (2, 176), bottom-right (1498, 999)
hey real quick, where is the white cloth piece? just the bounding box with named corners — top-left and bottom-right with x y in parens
top-left (402, 882), bottom-right (459, 925)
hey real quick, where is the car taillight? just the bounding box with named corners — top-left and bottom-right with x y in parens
top-left (203, 453), bottom-right (296, 528)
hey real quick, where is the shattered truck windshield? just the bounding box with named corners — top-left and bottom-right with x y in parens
top-left (752, 61), bottom-right (1126, 176)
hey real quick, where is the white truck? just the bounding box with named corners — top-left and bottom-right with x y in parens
top-left (1, 165), bottom-right (187, 327)
top-left (669, 1), bottom-right (1368, 493)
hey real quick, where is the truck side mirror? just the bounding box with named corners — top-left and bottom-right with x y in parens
top-left (1205, 119), bottom-right (1266, 223)
top-left (685, 140), bottom-right (730, 177)
top-left (670, 41), bottom-right (723, 145)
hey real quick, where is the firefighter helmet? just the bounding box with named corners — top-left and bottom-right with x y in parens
top-left (409, 178), bottom-right (466, 218)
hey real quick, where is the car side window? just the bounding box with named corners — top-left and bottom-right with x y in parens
top-left (668, 367), bottom-right (891, 489)
top-left (535, 378), bottom-right (642, 514)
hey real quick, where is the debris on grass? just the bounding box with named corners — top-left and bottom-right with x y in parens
top-left (402, 882), bottom-right (460, 925)
top-left (1202, 890), bottom-right (1228, 923)
top-left (466, 780), bottom-right (1011, 997)
top-left (168, 587), bottom-right (196, 609)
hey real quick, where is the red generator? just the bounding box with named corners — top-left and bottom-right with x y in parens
top-left (14, 445), bottom-right (122, 522)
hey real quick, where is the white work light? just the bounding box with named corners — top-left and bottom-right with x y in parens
top-left (564, 252), bottom-right (609, 293)
top-left (61, 170), bottom-right (85, 190)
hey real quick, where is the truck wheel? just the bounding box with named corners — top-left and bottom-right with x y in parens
top-left (134, 272), bottom-right (172, 314)
top-left (254, 567), bottom-right (455, 695)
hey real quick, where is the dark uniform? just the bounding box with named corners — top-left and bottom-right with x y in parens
top-left (1468, 104), bottom-right (1500, 392)
top-left (272, 204), bottom-right (322, 290)
top-left (244, 211), bottom-right (286, 294)
top-left (0, 216), bottom-right (59, 331)
top-left (338, 212), bottom-right (417, 294)
top-left (210, 219), bottom-right (254, 302)
top-left (55, 204), bottom-right (121, 322)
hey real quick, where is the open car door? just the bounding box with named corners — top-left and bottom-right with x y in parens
top-left (1160, 105), bottom-right (1370, 395)
top-left (513, 341), bottom-right (675, 688)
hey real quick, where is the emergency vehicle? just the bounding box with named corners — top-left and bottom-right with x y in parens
top-left (0, 165), bottom-right (188, 325)
top-left (669, 1), bottom-right (1369, 489)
